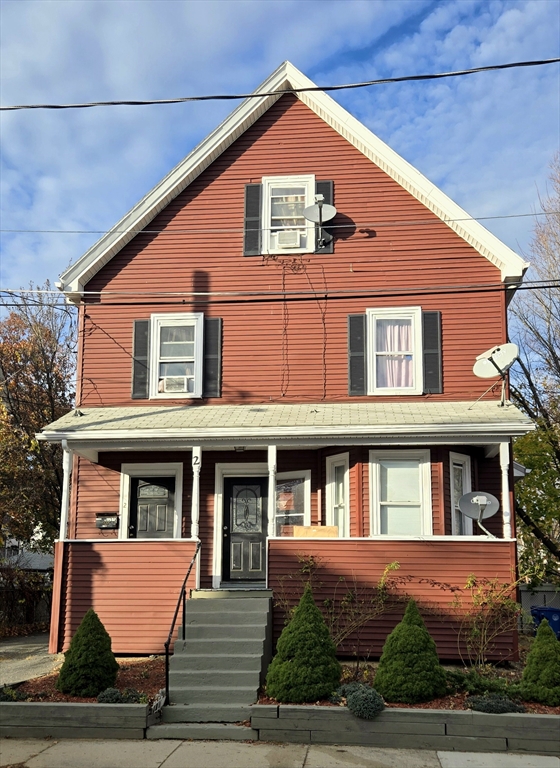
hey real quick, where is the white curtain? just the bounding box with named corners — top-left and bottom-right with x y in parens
top-left (376, 319), bottom-right (413, 388)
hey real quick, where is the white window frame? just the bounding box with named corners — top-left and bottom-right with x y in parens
top-left (149, 312), bottom-right (204, 399)
top-left (274, 470), bottom-right (312, 536)
top-left (369, 449), bottom-right (432, 536)
top-left (366, 306), bottom-right (423, 395)
top-left (450, 452), bottom-right (473, 535)
top-left (325, 452), bottom-right (350, 538)
top-left (119, 463), bottom-right (184, 540)
top-left (261, 174), bottom-right (315, 254)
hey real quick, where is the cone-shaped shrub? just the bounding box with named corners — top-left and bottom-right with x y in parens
top-left (374, 599), bottom-right (447, 703)
top-left (520, 618), bottom-right (560, 706)
top-left (57, 609), bottom-right (119, 697)
top-left (266, 583), bottom-right (341, 703)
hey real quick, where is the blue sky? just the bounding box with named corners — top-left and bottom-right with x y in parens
top-left (1, 0), bottom-right (559, 292)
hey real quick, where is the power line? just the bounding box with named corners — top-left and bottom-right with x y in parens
top-left (2, 58), bottom-right (558, 112)
top-left (1, 210), bottom-right (558, 236)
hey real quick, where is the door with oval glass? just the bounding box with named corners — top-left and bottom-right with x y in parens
top-left (222, 477), bottom-right (268, 581)
top-left (129, 477), bottom-right (175, 538)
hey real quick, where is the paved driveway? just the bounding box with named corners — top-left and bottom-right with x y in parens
top-left (0, 633), bottom-right (63, 687)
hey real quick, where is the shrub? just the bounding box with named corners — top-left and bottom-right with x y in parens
top-left (57, 609), bottom-right (119, 697)
top-left (97, 687), bottom-right (122, 703)
top-left (445, 668), bottom-right (508, 696)
top-left (347, 686), bottom-right (385, 719)
top-left (338, 681), bottom-right (368, 698)
top-left (520, 618), bottom-right (560, 706)
top-left (374, 600), bottom-right (447, 704)
top-left (266, 583), bottom-right (341, 703)
top-left (466, 694), bottom-right (526, 714)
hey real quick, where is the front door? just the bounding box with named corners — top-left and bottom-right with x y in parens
top-left (222, 477), bottom-right (268, 581)
top-left (129, 477), bottom-right (175, 538)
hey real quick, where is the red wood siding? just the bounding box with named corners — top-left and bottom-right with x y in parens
top-left (54, 540), bottom-right (198, 654)
top-left (268, 539), bottom-right (517, 661)
top-left (78, 95), bottom-right (506, 408)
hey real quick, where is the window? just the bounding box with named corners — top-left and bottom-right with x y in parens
top-left (450, 452), bottom-right (473, 535)
top-left (369, 450), bottom-right (432, 536)
top-left (274, 471), bottom-right (311, 536)
top-left (261, 175), bottom-right (315, 254)
top-left (149, 313), bottom-right (204, 399)
top-left (326, 453), bottom-right (350, 537)
top-left (119, 463), bottom-right (183, 539)
top-left (366, 307), bottom-right (423, 395)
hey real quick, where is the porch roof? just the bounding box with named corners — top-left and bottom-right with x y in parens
top-left (38, 401), bottom-right (533, 457)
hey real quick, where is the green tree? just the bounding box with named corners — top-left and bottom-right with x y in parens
top-left (520, 619), bottom-right (560, 706)
top-left (510, 156), bottom-right (560, 582)
top-left (266, 583), bottom-right (341, 703)
top-left (0, 285), bottom-right (75, 549)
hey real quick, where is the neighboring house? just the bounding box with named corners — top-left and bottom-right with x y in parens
top-left (39, 62), bottom-right (533, 661)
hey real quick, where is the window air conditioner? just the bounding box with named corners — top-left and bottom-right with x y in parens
top-left (276, 230), bottom-right (302, 249)
top-left (162, 376), bottom-right (188, 393)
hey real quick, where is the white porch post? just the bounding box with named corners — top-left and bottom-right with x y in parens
top-left (58, 442), bottom-right (73, 540)
top-left (190, 446), bottom-right (202, 539)
top-left (267, 445), bottom-right (277, 538)
top-left (500, 441), bottom-right (512, 539)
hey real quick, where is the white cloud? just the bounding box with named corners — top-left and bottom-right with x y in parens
top-left (0, 0), bottom-right (558, 292)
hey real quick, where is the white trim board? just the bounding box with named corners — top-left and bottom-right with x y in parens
top-left (57, 62), bottom-right (528, 299)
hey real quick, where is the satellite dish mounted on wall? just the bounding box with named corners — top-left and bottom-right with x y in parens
top-left (303, 194), bottom-right (337, 249)
top-left (458, 491), bottom-right (500, 538)
top-left (471, 343), bottom-right (519, 408)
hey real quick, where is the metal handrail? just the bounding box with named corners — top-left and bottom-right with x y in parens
top-left (164, 539), bottom-right (201, 705)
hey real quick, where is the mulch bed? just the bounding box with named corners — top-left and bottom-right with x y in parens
top-left (12, 656), bottom-right (165, 704)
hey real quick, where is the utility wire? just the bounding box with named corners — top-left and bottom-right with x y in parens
top-left (2, 210), bottom-right (558, 236)
top-left (2, 58), bottom-right (558, 112)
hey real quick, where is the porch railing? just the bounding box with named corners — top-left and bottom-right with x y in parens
top-left (164, 539), bottom-right (201, 705)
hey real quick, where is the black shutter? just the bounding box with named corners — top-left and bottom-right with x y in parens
top-left (422, 311), bottom-right (442, 394)
top-left (315, 180), bottom-right (334, 254)
top-left (244, 184), bottom-right (262, 256)
top-left (203, 317), bottom-right (222, 398)
top-left (131, 320), bottom-right (150, 399)
top-left (348, 314), bottom-right (367, 396)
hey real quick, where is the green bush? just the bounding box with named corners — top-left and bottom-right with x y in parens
top-left (97, 687), bottom-right (122, 703)
top-left (57, 609), bottom-right (119, 697)
top-left (466, 694), bottom-right (526, 714)
top-left (520, 618), bottom-right (560, 706)
top-left (347, 686), bottom-right (385, 719)
top-left (374, 600), bottom-right (447, 704)
top-left (266, 583), bottom-right (341, 703)
top-left (97, 686), bottom-right (146, 704)
top-left (445, 668), bottom-right (508, 696)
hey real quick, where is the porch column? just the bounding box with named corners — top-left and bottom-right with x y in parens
top-left (58, 442), bottom-right (73, 540)
top-left (267, 445), bottom-right (277, 538)
top-left (190, 446), bottom-right (202, 539)
top-left (500, 441), bottom-right (512, 539)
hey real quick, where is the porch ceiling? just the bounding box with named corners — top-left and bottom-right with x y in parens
top-left (37, 401), bottom-right (534, 457)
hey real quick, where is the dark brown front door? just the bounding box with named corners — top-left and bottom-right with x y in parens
top-left (222, 477), bottom-right (267, 581)
top-left (129, 477), bottom-right (175, 538)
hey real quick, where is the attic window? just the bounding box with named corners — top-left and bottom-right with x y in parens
top-left (262, 175), bottom-right (315, 254)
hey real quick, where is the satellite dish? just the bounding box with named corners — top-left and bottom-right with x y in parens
top-left (473, 343), bottom-right (518, 379)
top-left (458, 491), bottom-right (499, 537)
top-left (303, 203), bottom-right (337, 224)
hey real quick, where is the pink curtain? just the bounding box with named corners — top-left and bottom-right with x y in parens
top-left (376, 319), bottom-right (413, 388)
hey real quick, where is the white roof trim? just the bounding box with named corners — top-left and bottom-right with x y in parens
top-left (58, 61), bottom-right (528, 298)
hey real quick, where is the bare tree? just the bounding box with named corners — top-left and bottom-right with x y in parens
top-left (509, 156), bottom-right (560, 581)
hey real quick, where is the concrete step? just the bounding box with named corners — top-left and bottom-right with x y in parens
top-left (174, 638), bottom-right (265, 654)
top-left (169, 653), bottom-right (262, 672)
top-left (185, 610), bottom-right (269, 625)
top-left (146, 722), bottom-right (257, 740)
top-left (168, 669), bottom-right (260, 688)
top-left (162, 704), bottom-right (252, 723)
top-left (180, 623), bottom-right (267, 640)
top-left (169, 685), bottom-right (258, 705)
top-left (191, 589), bottom-right (272, 600)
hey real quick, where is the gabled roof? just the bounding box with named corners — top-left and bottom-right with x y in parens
top-left (58, 62), bottom-right (529, 300)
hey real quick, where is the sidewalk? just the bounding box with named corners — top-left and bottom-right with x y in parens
top-left (0, 634), bottom-right (63, 688)
top-left (1, 739), bottom-right (558, 768)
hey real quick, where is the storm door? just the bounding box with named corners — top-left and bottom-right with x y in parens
top-left (222, 477), bottom-right (268, 581)
top-left (129, 477), bottom-right (175, 538)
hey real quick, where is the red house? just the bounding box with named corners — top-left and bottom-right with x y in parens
top-left (40, 63), bottom-right (533, 678)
